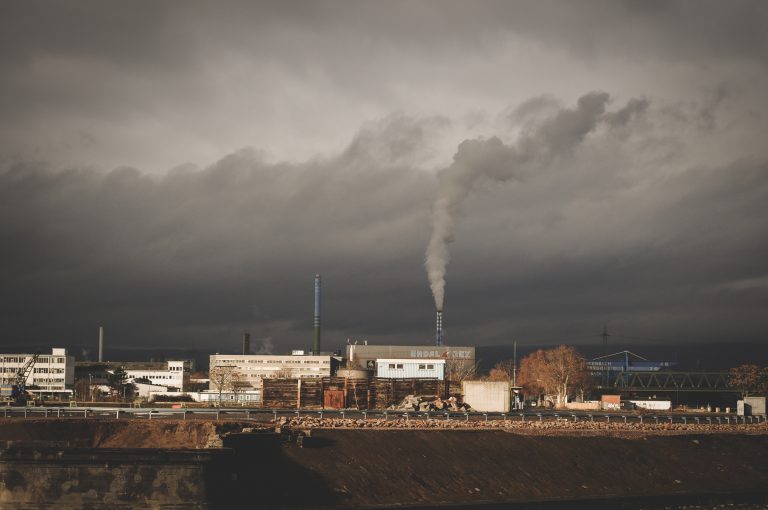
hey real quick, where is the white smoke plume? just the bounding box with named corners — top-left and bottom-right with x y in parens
top-left (425, 92), bottom-right (645, 310)
top-left (253, 336), bottom-right (274, 354)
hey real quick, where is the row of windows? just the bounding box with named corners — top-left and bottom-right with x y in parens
top-left (129, 374), bottom-right (181, 380)
top-left (0, 357), bottom-right (67, 364)
top-left (218, 359), bottom-right (330, 365)
top-left (0, 376), bottom-right (65, 382)
top-left (0, 366), bottom-right (66, 374)
top-left (386, 364), bottom-right (436, 370)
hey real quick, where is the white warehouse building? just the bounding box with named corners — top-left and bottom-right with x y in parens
top-left (114, 360), bottom-right (187, 391)
top-left (209, 353), bottom-right (338, 390)
top-left (375, 359), bottom-right (445, 380)
top-left (0, 348), bottom-right (75, 396)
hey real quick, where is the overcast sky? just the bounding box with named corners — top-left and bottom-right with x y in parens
top-left (1, 1), bottom-right (767, 355)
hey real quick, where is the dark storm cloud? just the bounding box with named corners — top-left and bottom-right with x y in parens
top-left (2, 0), bottom-right (767, 171)
top-left (2, 95), bottom-right (768, 352)
top-left (0, 115), bottom-right (441, 350)
top-left (1, 1), bottom-right (767, 354)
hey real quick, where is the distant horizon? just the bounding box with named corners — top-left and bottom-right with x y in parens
top-left (6, 338), bottom-right (765, 373)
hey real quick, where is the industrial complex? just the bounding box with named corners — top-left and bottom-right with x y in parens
top-left (1, 274), bottom-right (767, 510)
top-left (0, 274), bottom-right (764, 416)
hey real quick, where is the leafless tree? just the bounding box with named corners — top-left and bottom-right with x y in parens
top-left (209, 365), bottom-right (237, 405)
top-left (273, 366), bottom-right (295, 379)
top-left (445, 357), bottom-right (478, 384)
top-left (518, 345), bottom-right (591, 408)
top-left (729, 364), bottom-right (767, 397)
top-left (487, 359), bottom-right (515, 382)
top-left (230, 371), bottom-right (251, 404)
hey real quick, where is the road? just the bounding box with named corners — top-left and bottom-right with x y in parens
top-left (1, 405), bottom-right (765, 425)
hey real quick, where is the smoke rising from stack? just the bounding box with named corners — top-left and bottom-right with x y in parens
top-left (425, 92), bottom-right (645, 311)
top-left (253, 336), bottom-right (274, 355)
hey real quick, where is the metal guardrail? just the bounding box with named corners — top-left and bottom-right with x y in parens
top-left (1, 406), bottom-right (765, 424)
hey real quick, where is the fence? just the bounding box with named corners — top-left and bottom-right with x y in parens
top-left (261, 377), bottom-right (455, 409)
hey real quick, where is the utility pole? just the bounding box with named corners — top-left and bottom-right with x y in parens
top-left (512, 340), bottom-right (517, 387)
top-left (601, 324), bottom-right (610, 387)
top-left (512, 340), bottom-right (518, 410)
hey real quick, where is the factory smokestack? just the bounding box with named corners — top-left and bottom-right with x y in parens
top-left (243, 331), bottom-right (251, 355)
top-left (436, 310), bottom-right (444, 347)
top-left (98, 326), bottom-right (104, 362)
top-left (313, 274), bottom-right (321, 355)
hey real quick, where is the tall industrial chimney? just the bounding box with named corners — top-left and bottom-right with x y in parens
top-left (243, 332), bottom-right (251, 355)
top-left (435, 310), bottom-right (444, 346)
top-left (98, 326), bottom-right (104, 362)
top-left (313, 274), bottom-right (321, 355)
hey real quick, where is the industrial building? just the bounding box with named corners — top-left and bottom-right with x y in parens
top-left (375, 359), bottom-right (445, 380)
top-left (346, 344), bottom-right (475, 372)
top-left (0, 348), bottom-right (75, 397)
top-left (116, 360), bottom-right (188, 391)
top-left (209, 353), bottom-right (339, 390)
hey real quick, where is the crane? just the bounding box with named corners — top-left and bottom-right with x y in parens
top-left (11, 352), bottom-right (40, 405)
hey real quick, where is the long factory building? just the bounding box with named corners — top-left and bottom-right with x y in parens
top-left (346, 343), bottom-right (475, 372)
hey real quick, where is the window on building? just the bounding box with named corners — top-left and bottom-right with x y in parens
top-left (418, 364), bottom-right (426, 370)
top-left (388, 364), bottom-right (395, 369)
top-left (396, 364), bottom-right (403, 369)
top-left (427, 364), bottom-right (434, 370)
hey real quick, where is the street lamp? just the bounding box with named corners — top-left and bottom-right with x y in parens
top-left (88, 373), bottom-right (93, 402)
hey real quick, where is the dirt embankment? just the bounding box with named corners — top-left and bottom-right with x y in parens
top-left (281, 416), bottom-right (768, 436)
top-left (269, 429), bottom-right (768, 509)
top-left (0, 418), bottom-right (262, 448)
top-left (1, 419), bottom-right (768, 508)
top-left (1, 417), bottom-right (767, 448)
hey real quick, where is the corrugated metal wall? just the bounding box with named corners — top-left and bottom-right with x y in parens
top-left (261, 377), bottom-right (454, 409)
top-left (376, 361), bottom-right (444, 380)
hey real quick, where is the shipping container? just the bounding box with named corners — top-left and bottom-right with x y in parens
top-left (375, 359), bottom-right (445, 380)
top-left (462, 381), bottom-right (511, 412)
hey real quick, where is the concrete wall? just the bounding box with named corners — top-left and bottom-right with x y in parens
top-left (566, 402), bottom-right (601, 411)
top-left (739, 397), bottom-right (767, 416)
top-left (630, 400), bottom-right (672, 410)
top-left (0, 446), bottom-right (232, 509)
top-left (462, 381), bottom-right (510, 412)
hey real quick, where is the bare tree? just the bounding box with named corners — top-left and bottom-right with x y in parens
top-left (518, 349), bottom-right (548, 404)
top-left (518, 345), bottom-right (591, 408)
top-left (729, 364), bottom-right (764, 398)
top-left (487, 359), bottom-right (515, 382)
top-left (445, 357), bottom-right (478, 384)
top-left (230, 371), bottom-right (251, 404)
top-left (273, 366), bottom-right (295, 379)
top-left (209, 365), bottom-right (237, 405)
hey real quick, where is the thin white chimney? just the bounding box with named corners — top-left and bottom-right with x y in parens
top-left (98, 326), bottom-right (104, 362)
